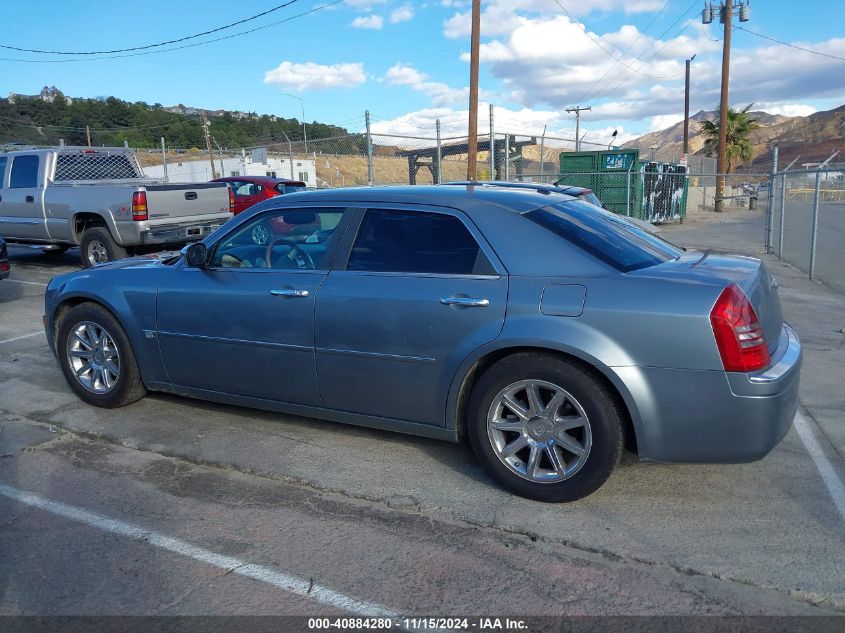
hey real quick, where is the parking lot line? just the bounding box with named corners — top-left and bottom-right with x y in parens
top-left (4, 279), bottom-right (48, 287)
top-left (0, 482), bottom-right (403, 621)
top-left (0, 331), bottom-right (45, 345)
top-left (794, 410), bottom-right (845, 522)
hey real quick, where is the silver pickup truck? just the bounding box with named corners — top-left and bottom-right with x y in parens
top-left (0, 146), bottom-right (233, 267)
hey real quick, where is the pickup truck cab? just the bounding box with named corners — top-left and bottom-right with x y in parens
top-left (0, 146), bottom-right (233, 267)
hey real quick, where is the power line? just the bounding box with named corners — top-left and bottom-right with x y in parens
top-left (0, 1), bottom-right (300, 55)
top-left (551, 0), bottom-right (680, 80)
top-left (0, 0), bottom-right (342, 63)
top-left (586, 1), bottom-right (702, 105)
top-left (573, 0), bottom-right (673, 105)
top-left (736, 26), bottom-right (845, 62)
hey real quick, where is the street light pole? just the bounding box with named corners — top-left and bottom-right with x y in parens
top-left (683, 54), bottom-right (696, 160)
top-left (283, 93), bottom-right (307, 155)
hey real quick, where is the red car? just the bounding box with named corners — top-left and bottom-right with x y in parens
top-left (212, 176), bottom-right (307, 215)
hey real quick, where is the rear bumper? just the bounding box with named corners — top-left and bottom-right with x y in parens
top-left (611, 323), bottom-right (802, 463)
top-left (140, 220), bottom-right (224, 246)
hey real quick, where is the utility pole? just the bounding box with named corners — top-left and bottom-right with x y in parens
top-left (565, 105), bottom-right (591, 151)
top-left (202, 112), bottom-right (218, 180)
top-left (365, 110), bottom-right (374, 186)
top-left (466, 0), bottom-right (481, 180)
top-left (683, 54), bottom-right (696, 160)
top-left (704, 0), bottom-right (750, 211)
top-left (85, 125), bottom-right (92, 147)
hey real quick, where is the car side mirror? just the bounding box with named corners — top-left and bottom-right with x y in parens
top-left (181, 242), bottom-right (208, 268)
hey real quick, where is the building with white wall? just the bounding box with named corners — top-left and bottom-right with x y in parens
top-left (143, 149), bottom-right (317, 186)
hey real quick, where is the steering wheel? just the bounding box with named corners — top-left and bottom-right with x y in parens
top-left (265, 238), bottom-right (315, 270)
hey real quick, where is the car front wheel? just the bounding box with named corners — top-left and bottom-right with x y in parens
top-left (57, 303), bottom-right (147, 408)
top-left (468, 352), bottom-right (624, 502)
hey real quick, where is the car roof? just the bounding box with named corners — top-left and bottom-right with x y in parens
top-left (215, 176), bottom-right (304, 185)
top-left (268, 184), bottom-right (575, 217)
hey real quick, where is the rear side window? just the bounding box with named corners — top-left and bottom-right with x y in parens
top-left (0, 157), bottom-right (7, 187)
top-left (276, 183), bottom-right (306, 194)
top-left (526, 200), bottom-right (682, 272)
top-left (10, 155), bottom-right (39, 188)
top-left (348, 209), bottom-right (495, 275)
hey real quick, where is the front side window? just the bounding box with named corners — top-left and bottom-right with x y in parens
top-left (526, 200), bottom-right (682, 272)
top-left (0, 157), bottom-right (7, 187)
top-left (210, 208), bottom-right (344, 270)
top-left (347, 209), bottom-right (494, 275)
top-left (10, 155), bottom-right (39, 188)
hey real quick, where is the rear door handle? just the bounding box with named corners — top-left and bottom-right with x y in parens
top-left (440, 296), bottom-right (490, 307)
top-left (25, 196), bottom-right (34, 203)
top-left (270, 288), bottom-right (309, 298)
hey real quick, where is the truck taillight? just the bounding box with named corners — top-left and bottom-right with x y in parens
top-left (710, 284), bottom-right (771, 373)
top-left (228, 186), bottom-right (235, 214)
top-left (132, 191), bottom-right (148, 221)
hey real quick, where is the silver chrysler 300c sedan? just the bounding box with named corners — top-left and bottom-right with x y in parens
top-left (44, 184), bottom-right (801, 502)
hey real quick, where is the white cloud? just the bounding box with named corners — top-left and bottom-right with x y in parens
top-left (263, 61), bottom-right (367, 91)
top-left (384, 63), bottom-right (473, 106)
top-left (351, 14), bottom-right (384, 29)
top-left (368, 103), bottom-right (635, 148)
top-left (755, 103), bottom-right (818, 117)
top-left (648, 114), bottom-right (684, 132)
top-left (390, 5), bottom-right (414, 23)
top-left (443, 0), bottom-right (666, 40)
top-left (345, 0), bottom-right (387, 8)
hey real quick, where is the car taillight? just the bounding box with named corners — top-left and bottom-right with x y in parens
top-left (0, 261), bottom-right (8, 274)
top-left (710, 284), bottom-right (771, 372)
top-left (228, 186), bottom-right (235, 213)
top-left (132, 191), bottom-right (148, 221)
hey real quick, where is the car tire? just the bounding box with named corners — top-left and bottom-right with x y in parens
top-left (80, 228), bottom-right (127, 268)
top-left (57, 302), bottom-right (147, 408)
top-left (467, 352), bottom-right (624, 502)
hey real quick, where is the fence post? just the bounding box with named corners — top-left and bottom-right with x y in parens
top-left (765, 145), bottom-right (777, 253)
top-left (625, 161), bottom-right (633, 216)
top-left (778, 170), bottom-right (788, 258)
top-left (539, 125), bottom-right (546, 181)
top-left (435, 119), bottom-right (442, 185)
top-left (809, 170), bottom-right (821, 280)
top-left (365, 110), bottom-right (374, 186)
top-left (504, 134), bottom-right (510, 181)
top-left (489, 104), bottom-right (495, 180)
top-left (160, 137), bottom-right (168, 183)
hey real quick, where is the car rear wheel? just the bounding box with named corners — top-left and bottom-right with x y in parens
top-left (80, 228), bottom-right (127, 268)
top-left (57, 303), bottom-right (146, 408)
top-left (467, 352), bottom-right (624, 502)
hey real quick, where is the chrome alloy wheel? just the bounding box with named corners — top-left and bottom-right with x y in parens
top-left (66, 321), bottom-right (121, 394)
top-left (251, 223), bottom-right (270, 245)
top-left (487, 379), bottom-right (592, 483)
top-left (86, 240), bottom-right (109, 266)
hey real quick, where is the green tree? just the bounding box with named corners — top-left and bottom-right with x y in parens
top-left (700, 103), bottom-right (759, 172)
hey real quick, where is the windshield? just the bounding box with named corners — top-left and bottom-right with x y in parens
top-left (525, 199), bottom-right (683, 272)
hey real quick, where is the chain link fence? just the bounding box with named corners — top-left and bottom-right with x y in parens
top-left (768, 165), bottom-right (845, 294)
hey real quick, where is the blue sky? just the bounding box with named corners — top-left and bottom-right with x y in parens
top-left (2, 0), bottom-right (844, 144)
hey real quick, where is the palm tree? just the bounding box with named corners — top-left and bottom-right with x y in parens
top-left (700, 104), bottom-right (759, 172)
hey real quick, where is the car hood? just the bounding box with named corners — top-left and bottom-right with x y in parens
top-left (92, 252), bottom-right (181, 271)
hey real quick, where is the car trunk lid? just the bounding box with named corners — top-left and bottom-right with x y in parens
top-left (633, 250), bottom-right (783, 355)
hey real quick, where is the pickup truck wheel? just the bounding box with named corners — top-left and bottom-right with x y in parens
top-left (467, 352), bottom-right (624, 503)
top-left (80, 228), bottom-right (127, 268)
top-left (57, 303), bottom-right (147, 408)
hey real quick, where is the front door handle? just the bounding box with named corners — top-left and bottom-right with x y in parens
top-left (270, 288), bottom-right (309, 298)
top-left (25, 196), bottom-right (35, 203)
top-left (440, 296), bottom-right (490, 307)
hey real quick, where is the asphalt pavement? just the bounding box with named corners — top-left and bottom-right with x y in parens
top-left (1, 228), bottom-right (843, 620)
